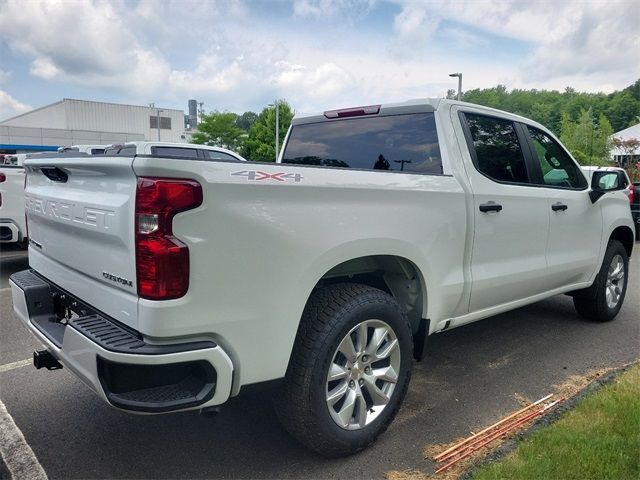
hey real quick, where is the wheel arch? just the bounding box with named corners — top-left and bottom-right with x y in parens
top-left (317, 254), bottom-right (427, 330)
top-left (609, 225), bottom-right (634, 258)
top-left (292, 249), bottom-right (431, 363)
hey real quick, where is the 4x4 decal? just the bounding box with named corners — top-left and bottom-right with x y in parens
top-left (231, 170), bottom-right (303, 182)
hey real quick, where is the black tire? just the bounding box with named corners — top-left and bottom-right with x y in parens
top-left (573, 239), bottom-right (629, 322)
top-left (275, 283), bottom-right (413, 457)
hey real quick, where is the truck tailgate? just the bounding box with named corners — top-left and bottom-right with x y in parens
top-left (24, 156), bottom-right (138, 327)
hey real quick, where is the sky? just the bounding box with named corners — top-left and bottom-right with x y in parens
top-left (0, 0), bottom-right (638, 120)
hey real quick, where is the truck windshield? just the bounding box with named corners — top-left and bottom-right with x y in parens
top-left (282, 113), bottom-right (442, 174)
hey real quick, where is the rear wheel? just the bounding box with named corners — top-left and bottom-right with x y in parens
top-left (573, 240), bottom-right (628, 322)
top-left (275, 283), bottom-right (413, 457)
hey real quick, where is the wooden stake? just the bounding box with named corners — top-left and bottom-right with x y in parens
top-left (434, 398), bottom-right (563, 474)
top-left (433, 394), bottom-right (553, 461)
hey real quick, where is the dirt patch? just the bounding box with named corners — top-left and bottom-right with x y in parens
top-left (553, 367), bottom-right (611, 398)
top-left (513, 392), bottom-right (531, 407)
top-left (385, 469), bottom-right (431, 480)
top-left (386, 367), bottom-right (617, 480)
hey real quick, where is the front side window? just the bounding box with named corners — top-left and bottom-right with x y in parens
top-left (527, 127), bottom-right (586, 189)
top-left (465, 113), bottom-right (528, 183)
top-left (282, 113), bottom-right (442, 174)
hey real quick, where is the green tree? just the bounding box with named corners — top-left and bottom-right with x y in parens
top-left (462, 79), bottom-right (640, 136)
top-left (191, 111), bottom-right (245, 150)
top-left (235, 111), bottom-right (258, 131)
top-left (241, 100), bottom-right (294, 162)
top-left (560, 108), bottom-right (613, 165)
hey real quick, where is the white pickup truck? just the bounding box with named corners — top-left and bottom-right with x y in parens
top-left (0, 156), bottom-right (27, 244)
top-left (1, 147), bottom-right (106, 245)
top-left (10, 99), bottom-right (634, 456)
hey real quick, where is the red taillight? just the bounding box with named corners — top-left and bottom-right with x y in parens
top-left (135, 177), bottom-right (202, 300)
top-left (0, 172), bottom-right (5, 182)
top-left (628, 184), bottom-right (634, 204)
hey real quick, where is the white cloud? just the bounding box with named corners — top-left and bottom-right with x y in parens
top-left (0, 0), bottom-right (170, 95)
top-left (29, 58), bottom-right (60, 79)
top-left (393, 4), bottom-right (440, 41)
top-left (293, 0), bottom-right (375, 18)
top-left (0, 0), bottom-right (636, 117)
top-left (522, 1), bottom-right (639, 83)
top-left (440, 27), bottom-right (490, 50)
top-left (0, 90), bottom-right (32, 120)
top-left (271, 61), bottom-right (353, 100)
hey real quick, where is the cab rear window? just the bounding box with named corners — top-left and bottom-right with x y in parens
top-left (282, 113), bottom-right (442, 175)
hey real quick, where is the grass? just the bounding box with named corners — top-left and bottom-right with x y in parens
top-left (472, 364), bottom-right (640, 480)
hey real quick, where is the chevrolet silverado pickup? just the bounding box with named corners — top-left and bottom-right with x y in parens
top-left (10, 99), bottom-right (634, 456)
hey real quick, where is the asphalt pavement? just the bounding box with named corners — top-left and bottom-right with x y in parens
top-left (1, 244), bottom-right (639, 479)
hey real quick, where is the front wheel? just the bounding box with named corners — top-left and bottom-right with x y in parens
top-left (573, 239), bottom-right (629, 322)
top-left (275, 283), bottom-right (413, 457)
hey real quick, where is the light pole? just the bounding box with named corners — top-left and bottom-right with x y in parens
top-left (269, 100), bottom-right (281, 162)
top-left (156, 108), bottom-right (164, 141)
top-left (449, 72), bottom-right (462, 101)
top-left (149, 103), bottom-right (163, 141)
top-left (275, 101), bottom-right (280, 162)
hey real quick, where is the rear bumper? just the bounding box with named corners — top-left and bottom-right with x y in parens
top-left (0, 220), bottom-right (20, 243)
top-left (10, 269), bottom-right (234, 413)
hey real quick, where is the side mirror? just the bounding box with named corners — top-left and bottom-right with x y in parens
top-left (589, 170), bottom-right (628, 203)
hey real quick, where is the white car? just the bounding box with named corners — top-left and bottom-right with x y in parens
top-left (58, 145), bottom-right (107, 155)
top-left (11, 99), bottom-right (634, 456)
top-left (103, 141), bottom-right (247, 162)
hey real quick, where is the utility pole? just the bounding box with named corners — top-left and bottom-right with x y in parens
top-left (449, 72), bottom-right (463, 101)
top-left (275, 100), bottom-right (280, 162)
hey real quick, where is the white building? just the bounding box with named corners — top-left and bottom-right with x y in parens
top-left (611, 122), bottom-right (640, 166)
top-left (0, 99), bottom-right (187, 153)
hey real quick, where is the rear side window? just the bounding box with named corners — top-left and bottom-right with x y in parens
top-left (204, 150), bottom-right (241, 161)
top-left (464, 114), bottom-right (528, 183)
top-left (527, 127), bottom-right (587, 189)
top-left (152, 147), bottom-right (199, 158)
top-left (105, 146), bottom-right (136, 156)
top-left (90, 148), bottom-right (105, 155)
top-left (282, 113), bottom-right (442, 174)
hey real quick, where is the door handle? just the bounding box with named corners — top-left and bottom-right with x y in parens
top-left (479, 202), bottom-right (503, 213)
top-left (552, 202), bottom-right (568, 211)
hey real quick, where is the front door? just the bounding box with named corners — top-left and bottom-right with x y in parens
top-left (523, 126), bottom-right (603, 289)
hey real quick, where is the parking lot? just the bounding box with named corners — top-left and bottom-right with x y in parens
top-left (1, 244), bottom-right (639, 479)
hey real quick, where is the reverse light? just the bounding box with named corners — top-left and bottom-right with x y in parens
top-left (135, 177), bottom-right (202, 300)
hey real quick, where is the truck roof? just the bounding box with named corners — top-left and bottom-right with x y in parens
top-left (291, 98), bottom-right (545, 131)
top-left (105, 141), bottom-right (234, 152)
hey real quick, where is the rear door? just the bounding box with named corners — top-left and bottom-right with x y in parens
top-left (24, 155), bottom-right (138, 326)
top-left (456, 110), bottom-right (550, 312)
